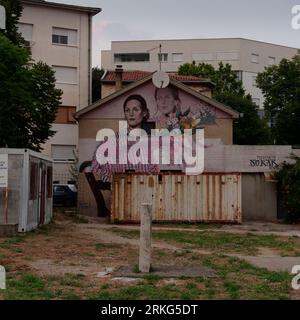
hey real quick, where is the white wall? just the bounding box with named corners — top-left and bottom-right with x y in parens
top-left (102, 38), bottom-right (242, 72)
top-left (101, 38), bottom-right (297, 109)
top-left (20, 4), bottom-right (91, 109)
top-left (19, 3), bottom-right (94, 182)
top-left (42, 123), bottom-right (78, 157)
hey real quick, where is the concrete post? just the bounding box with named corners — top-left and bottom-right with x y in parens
top-left (139, 203), bottom-right (152, 273)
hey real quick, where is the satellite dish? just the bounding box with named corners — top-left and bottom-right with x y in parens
top-left (152, 71), bottom-right (170, 88)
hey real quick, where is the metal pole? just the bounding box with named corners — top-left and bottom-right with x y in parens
top-left (159, 44), bottom-right (162, 71)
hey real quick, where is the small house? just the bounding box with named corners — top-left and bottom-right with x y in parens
top-left (75, 69), bottom-right (295, 223)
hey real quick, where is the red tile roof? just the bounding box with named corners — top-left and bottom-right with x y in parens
top-left (102, 70), bottom-right (212, 83)
top-left (104, 70), bottom-right (151, 82)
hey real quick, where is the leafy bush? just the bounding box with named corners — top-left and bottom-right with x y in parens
top-left (276, 155), bottom-right (300, 222)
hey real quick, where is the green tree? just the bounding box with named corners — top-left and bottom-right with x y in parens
top-left (0, 0), bottom-right (24, 45)
top-left (69, 149), bottom-right (79, 185)
top-left (0, 2), bottom-right (62, 151)
top-left (276, 156), bottom-right (300, 222)
top-left (178, 61), bottom-right (271, 144)
top-left (179, 61), bottom-right (245, 97)
top-left (92, 67), bottom-right (104, 102)
top-left (178, 62), bottom-right (215, 80)
top-left (0, 34), bottom-right (62, 151)
top-left (218, 93), bottom-right (271, 145)
top-left (256, 52), bottom-right (300, 145)
top-left (28, 62), bottom-right (63, 149)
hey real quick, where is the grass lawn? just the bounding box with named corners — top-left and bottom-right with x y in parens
top-left (0, 254), bottom-right (291, 300)
top-left (0, 212), bottom-right (298, 300)
top-left (109, 228), bottom-right (300, 256)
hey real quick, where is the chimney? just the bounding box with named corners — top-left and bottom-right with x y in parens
top-left (115, 65), bottom-right (123, 91)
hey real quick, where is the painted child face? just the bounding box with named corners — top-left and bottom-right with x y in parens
top-left (124, 99), bottom-right (146, 128)
top-left (156, 88), bottom-right (177, 116)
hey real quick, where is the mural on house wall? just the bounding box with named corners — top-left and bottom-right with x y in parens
top-left (78, 82), bottom-right (222, 216)
top-left (153, 86), bottom-right (216, 130)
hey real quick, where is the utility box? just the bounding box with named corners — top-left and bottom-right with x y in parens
top-left (0, 149), bottom-right (53, 233)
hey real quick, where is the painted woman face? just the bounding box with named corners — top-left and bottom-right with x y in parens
top-left (124, 99), bottom-right (146, 128)
top-left (156, 88), bottom-right (178, 116)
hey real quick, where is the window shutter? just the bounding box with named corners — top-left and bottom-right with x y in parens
top-left (17, 23), bottom-right (33, 41)
top-left (53, 66), bottom-right (77, 84)
top-left (51, 145), bottom-right (76, 162)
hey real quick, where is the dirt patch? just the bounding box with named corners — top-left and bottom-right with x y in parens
top-left (0, 214), bottom-right (137, 284)
top-left (0, 211), bottom-right (298, 300)
top-left (257, 247), bottom-right (279, 257)
top-left (232, 255), bottom-right (300, 272)
top-left (28, 259), bottom-right (101, 277)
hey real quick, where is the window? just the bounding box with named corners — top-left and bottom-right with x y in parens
top-left (51, 145), bottom-right (76, 162)
top-left (158, 53), bottom-right (168, 62)
top-left (216, 51), bottom-right (239, 61)
top-left (52, 27), bottom-right (77, 46)
top-left (29, 162), bottom-right (38, 200)
top-left (53, 66), bottom-right (77, 84)
top-left (17, 23), bottom-right (33, 41)
top-left (114, 53), bottom-right (149, 63)
top-left (251, 53), bottom-right (259, 63)
top-left (18, 23), bottom-right (33, 47)
top-left (252, 75), bottom-right (257, 87)
top-left (52, 34), bottom-right (68, 45)
top-left (192, 51), bottom-right (239, 62)
top-left (268, 56), bottom-right (275, 65)
top-left (234, 71), bottom-right (242, 81)
top-left (192, 52), bottom-right (215, 61)
top-left (172, 53), bottom-right (183, 62)
top-left (55, 106), bottom-right (76, 124)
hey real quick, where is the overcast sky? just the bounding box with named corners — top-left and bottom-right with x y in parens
top-left (51, 0), bottom-right (300, 67)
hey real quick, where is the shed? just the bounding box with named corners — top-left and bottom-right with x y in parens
top-left (112, 173), bottom-right (242, 223)
top-left (0, 149), bottom-right (53, 233)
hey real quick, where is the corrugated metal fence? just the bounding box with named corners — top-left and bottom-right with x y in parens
top-left (111, 173), bottom-right (242, 223)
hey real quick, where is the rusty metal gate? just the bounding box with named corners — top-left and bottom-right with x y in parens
top-left (111, 173), bottom-right (242, 223)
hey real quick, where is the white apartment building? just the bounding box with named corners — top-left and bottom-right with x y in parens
top-left (102, 38), bottom-right (298, 109)
top-left (18, 0), bottom-right (101, 183)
